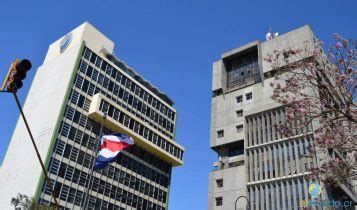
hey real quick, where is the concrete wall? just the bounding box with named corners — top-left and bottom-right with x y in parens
top-left (208, 25), bottom-right (316, 210)
top-left (261, 25), bottom-right (315, 73)
top-left (0, 43), bottom-right (82, 209)
top-left (208, 166), bottom-right (247, 210)
top-left (44, 22), bottom-right (114, 65)
top-left (210, 24), bottom-right (315, 149)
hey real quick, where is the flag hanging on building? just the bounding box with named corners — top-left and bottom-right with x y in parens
top-left (94, 133), bottom-right (134, 170)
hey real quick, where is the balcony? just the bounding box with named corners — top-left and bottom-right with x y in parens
top-left (88, 93), bottom-right (184, 166)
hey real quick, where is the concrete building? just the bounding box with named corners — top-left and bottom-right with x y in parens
top-left (208, 25), bottom-right (356, 210)
top-left (0, 22), bottom-right (184, 209)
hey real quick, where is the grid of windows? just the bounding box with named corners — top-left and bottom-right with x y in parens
top-left (38, 46), bottom-right (179, 209)
top-left (77, 47), bottom-right (176, 139)
top-left (225, 49), bottom-right (261, 89)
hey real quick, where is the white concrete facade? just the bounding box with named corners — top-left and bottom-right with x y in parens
top-left (0, 22), bottom-right (98, 209)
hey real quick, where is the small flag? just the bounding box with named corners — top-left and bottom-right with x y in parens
top-left (94, 133), bottom-right (134, 170)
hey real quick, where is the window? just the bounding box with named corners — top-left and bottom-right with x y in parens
top-left (216, 179), bottom-right (223, 188)
top-left (228, 142), bottom-right (244, 157)
top-left (215, 197), bottom-right (223, 206)
top-left (236, 125), bottom-right (243, 133)
top-left (236, 95), bottom-right (243, 103)
top-left (229, 160), bottom-right (244, 167)
top-left (246, 92), bottom-right (252, 100)
top-left (225, 47), bottom-right (260, 89)
top-left (217, 130), bottom-right (224, 138)
top-left (236, 110), bottom-right (243, 117)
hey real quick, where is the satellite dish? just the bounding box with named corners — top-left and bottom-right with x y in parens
top-left (266, 32), bottom-right (272, 40)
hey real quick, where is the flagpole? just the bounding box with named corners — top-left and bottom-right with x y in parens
top-left (82, 113), bottom-right (107, 210)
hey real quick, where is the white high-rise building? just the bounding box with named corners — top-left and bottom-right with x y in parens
top-left (0, 22), bottom-right (184, 209)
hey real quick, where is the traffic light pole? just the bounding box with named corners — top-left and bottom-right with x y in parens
top-left (12, 92), bottom-right (60, 210)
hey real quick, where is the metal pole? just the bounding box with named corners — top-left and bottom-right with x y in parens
top-left (82, 113), bottom-right (107, 209)
top-left (235, 195), bottom-right (249, 210)
top-left (12, 92), bottom-right (60, 210)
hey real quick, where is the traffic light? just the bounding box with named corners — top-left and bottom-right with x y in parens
top-left (1, 59), bottom-right (32, 92)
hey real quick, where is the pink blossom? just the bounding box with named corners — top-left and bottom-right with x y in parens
top-left (336, 42), bottom-right (342, 49)
top-left (298, 108), bottom-right (307, 114)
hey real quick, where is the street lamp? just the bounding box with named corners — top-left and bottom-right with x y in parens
top-left (235, 195), bottom-right (249, 210)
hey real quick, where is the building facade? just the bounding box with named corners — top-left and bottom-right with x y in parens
top-left (208, 25), bottom-right (356, 210)
top-left (0, 22), bottom-right (184, 209)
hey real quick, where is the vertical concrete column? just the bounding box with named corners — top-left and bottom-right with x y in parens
top-left (278, 143), bottom-right (284, 177)
top-left (272, 144), bottom-right (278, 178)
top-left (246, 119), bottom-right (250, 147)
top-left (257, 116), bottom-right (262, 145)
top-left (275, 182), bottom-right (281, 210)
top-left (294, 140), bottom-right (300, 174)
top-left (255, 185), bottom-right (259, 210)
top-left (252, 117), bottom-right (257, 145)
top-left (286, 180), bottom-right (292, 210)
top-left (249, 119), bottom-right (253, 147)
top-left (249, 186), bottom-right (254, 210)
top-left (260, 185), bottom-right (265, 210)
top-left (298, 139), bottom-right (305, 173)
top-left (264, 183), bottom-right (269, 209)
top-left (268, 145), bottom-right (273, 179)
top-left (304, 138), bottom-right (311, 169)
top-left (292, 179), bottom-right (297, 210)
top-left (281, 181), bottom-right (286, 210)
top-left (283, 143), bottom-right (289, 176)
top-left (271, 111), bottom-right (277, 141)
top-left (288, 141), bottom-right (293, 175)
top-left (297, 178), bottom-right (303, 205)
top-left (271, 182), bottom-right (276, 210)
top-left (263, 147), bottom-right (268, 180)
top-left (249, 150), bottom-right (254, 182)
top-left (259, 148), bottom-right (263, 180)
top-left (274, 110), bottom-right (280, 140)
top-left (254, 148), bottom-right (258, 182)
top-left (262, 114), bottom-right (266, 144)
top-left (266, 112), bottom-right (271, 142)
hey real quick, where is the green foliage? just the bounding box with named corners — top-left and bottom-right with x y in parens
top-left (10, 193), bottom-right (56, 210)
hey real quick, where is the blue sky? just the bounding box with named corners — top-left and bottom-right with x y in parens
top-left (0, 1), bottom-right (356, 209)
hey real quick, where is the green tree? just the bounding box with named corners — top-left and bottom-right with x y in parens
top-left (10, 193), bottom-right (56, 210)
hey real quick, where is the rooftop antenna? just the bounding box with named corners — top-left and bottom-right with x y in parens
top-left (266, 26), bottom-right (279, 40)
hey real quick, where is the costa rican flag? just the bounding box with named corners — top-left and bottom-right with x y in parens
top-left (94, 133), bottom-right (134, 170)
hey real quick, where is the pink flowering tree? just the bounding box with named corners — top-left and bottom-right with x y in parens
top-left (265, 34), bottom-right (356, 186)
